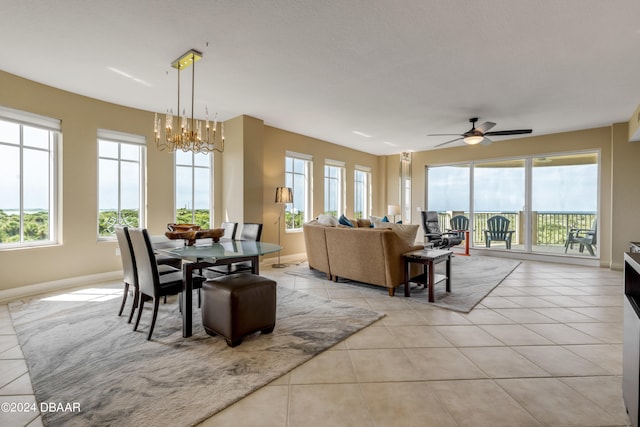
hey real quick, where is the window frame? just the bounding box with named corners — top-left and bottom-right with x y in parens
top-left (0, 106), bottom-right (60, 249)
top-left (324, 159), bottom-right (345, 216)
top-left (285, 151), bottom-right (313, 232)
top-left (97, 129), bottom-right (146, 240)
top-left (174, 150), bottom-right (212, 228)
top-left (354, 165), bottom-right (371, 219)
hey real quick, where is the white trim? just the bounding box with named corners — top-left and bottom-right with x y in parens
top-left (0, 105), bottom-right (61, 131)
top-left (325, 158), bottom-right (346, 167)
top-left (0, 271), bottom-right (122, 304)
top-left (285, 150), bottom-right (313, 161)
top-left (355, 164), bottom-right (371, 172)
top-left (97, 128), bottom-right (145, 145)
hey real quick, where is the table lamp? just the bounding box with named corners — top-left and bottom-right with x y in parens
top-left (387, 204), bottom-right (401, 223)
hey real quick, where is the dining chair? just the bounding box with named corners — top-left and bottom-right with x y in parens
top-left (115, 226), bottom-right (181, 323)
top-left (208, 223), bottom-right (264, 275)
top-left (220, 222), bottom-right (238, 240)
top-left (127, 227), bottom-right (205, 340)
top-left (228, 223), bottom-right (263, 273)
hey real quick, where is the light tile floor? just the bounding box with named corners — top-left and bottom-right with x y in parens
top-left (0, 260), bottom-right (631, 426)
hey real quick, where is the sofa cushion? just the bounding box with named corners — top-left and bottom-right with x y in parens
top-left (317, 214), bottom-right (338, 227)
top-left (373, 221), bottom-right (419, 246)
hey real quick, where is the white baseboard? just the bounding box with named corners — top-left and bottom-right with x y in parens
top-left (0, 271), bottom-right (122, 304)
top-left (0, 253), bottom-right (310, 304)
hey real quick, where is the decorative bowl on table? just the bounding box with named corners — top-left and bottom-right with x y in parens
top-left (167, 223), bottom-right (201, 233)
top-left (165, 227), bottom-right (225, 246)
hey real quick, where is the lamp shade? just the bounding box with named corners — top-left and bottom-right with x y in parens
top-left (387, 204), bottom-right (401, 216)
top-left (463, 135), bottom-right (484, 145)
top-left (275, 187), bottom-right (293, 204)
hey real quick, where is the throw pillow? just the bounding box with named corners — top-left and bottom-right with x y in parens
top-left (369, 215), bottom-right (383, 223)
top-left (373, 221), bottom-right (419, 246)
top-left (381, 216), bottom-right (390, 222)
top-left (356, 218), bottom-right (372, 228)
top-left (317, 214), bottom-right (338, 227)
top-left (338, 214), bottom-right (354, 227)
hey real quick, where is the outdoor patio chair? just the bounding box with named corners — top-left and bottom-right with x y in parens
top-left (448, 215), bottom-right (469, 240)
top-left (484, 215), bottom-right (514, 249)
top-left (564, 221), bottom-right (597, 256)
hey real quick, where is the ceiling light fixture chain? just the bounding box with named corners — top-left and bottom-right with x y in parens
top-left (154, 49), bottom-right (224, 153)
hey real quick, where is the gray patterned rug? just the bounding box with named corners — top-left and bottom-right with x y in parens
top-left (288, 255), bottom-right (520, 313)
top-left (9, 286), bottom-right (383, 426)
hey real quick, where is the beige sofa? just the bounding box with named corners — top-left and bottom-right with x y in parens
top-left (302, 220), bottom-right (423, 296)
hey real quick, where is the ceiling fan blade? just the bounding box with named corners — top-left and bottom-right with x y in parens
top-left (480, 137), bottom-right (493, 146)
top-left (484, 129), bottom-right (532, 136)
top-left (434, 137), bottom-right (463, 148)
top-left (475, 121), bottom-right (496, 133)
top-left (427, 133), bottom-right (463, 137)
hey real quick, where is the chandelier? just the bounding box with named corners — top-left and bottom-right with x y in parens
top-left (154, 49), bottom-right (224, 153)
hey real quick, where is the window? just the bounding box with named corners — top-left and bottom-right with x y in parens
top-left (285, 151), bottom-right (312, 230)
top-left (324, 160), bottom-right (344, 216)
top-left (98, 129), bottom-right (145, 238)
top-left (354, 166), bottom-right (371, 219)
top-left (426, 151), bottom-right (599, 257)
top-left (175, 150), bottom-right (211, 227)
top-left (0, 106), bottom-right (60, 248)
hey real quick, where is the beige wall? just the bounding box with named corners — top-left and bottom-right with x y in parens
top-left (1, 68), bottom-right (638, 293)
top-left (0, 70), bottom-right (175, 290)
top-left (0, 71), bottom-right (380, 291)
top-left (261, 126), bottom-right (380, 259)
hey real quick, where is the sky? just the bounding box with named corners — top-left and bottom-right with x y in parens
top-left (428, 163), bottom-right (598, 213)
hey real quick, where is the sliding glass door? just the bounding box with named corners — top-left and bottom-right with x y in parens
top-left (532, 153), bottom-right (598, 255)
top-left (473, 159), bottom-right (525, 250)
top-left (425, 151), bottom-right (599, 258)
top-left (427, 165), bottom-right (470, 234)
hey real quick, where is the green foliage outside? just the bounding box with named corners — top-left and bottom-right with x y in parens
top-left (98, 209), bottom-right (139, 237)
top-left (175, 208), bottom-right (210, 228)
top-left (0, 210), bottom-right (50, 243)
top-left (285, 210), bottom-right (304, 229)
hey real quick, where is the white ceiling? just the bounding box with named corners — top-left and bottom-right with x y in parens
top-left (2, 0), bottom-right (640, 155)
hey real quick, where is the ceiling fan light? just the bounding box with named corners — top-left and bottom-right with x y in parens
top-left (463, 135), bottom-right (484, 145)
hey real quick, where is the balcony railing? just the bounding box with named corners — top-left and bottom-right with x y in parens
top-left (437, 211), bottom-right (596, 247)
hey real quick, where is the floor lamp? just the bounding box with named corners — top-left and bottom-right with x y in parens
top-left (273, 186), bottom-right (293, 268)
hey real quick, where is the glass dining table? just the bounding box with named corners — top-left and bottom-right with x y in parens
top-left (154, 238), bottom-right (282, 337)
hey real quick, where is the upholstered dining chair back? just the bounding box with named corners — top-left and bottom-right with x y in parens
top-left (127, 228), bottom-right (161, 299)
top-left (221, 222), bottom-right (238, 240)
top-left (115, 226), bottom-right (137, 292)
top-left (239, 223), bottom-right (263, 241)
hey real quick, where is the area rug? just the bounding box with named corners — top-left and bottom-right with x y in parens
top-left (9, 286), bottom-right (383, 427)
top-left (287, 255), bottom-right (520, 313)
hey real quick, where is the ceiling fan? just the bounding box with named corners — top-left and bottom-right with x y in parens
top-left (429, 117), bottom-right (532, 148)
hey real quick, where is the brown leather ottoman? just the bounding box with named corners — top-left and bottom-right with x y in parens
top-left (201, 274), bottom-right (276, 347)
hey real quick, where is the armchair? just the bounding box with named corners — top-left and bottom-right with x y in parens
top-left (421, 211), bottom-right (462, 249)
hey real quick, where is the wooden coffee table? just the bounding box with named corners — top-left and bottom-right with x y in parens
top-left (403, 249), bottom-right (452, 301)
